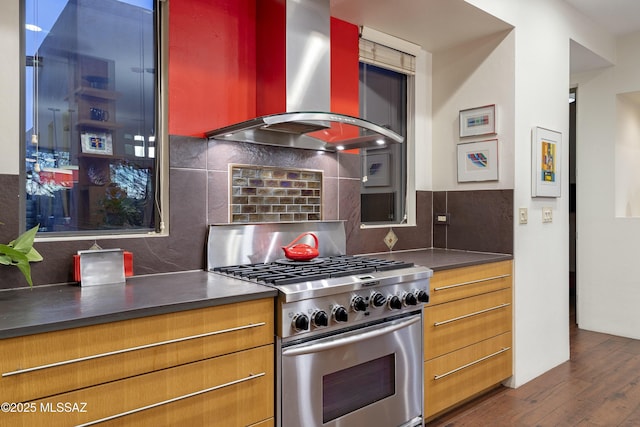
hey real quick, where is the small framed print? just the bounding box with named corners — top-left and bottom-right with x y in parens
top-left (362, 153), bottom-right (391, 187)
top-left (81, 132), bottom-right (113, 156)
top-left (459, 104), bottom-right (496, 137)
top-left (532, 126), bottom-right (561, 198)
top-left (457, 139), bottom-right (499, 182)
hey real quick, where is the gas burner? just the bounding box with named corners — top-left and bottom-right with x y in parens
top-left (213, 255), bottom-right (416, 287)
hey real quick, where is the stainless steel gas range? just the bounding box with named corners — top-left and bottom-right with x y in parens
top-left (207, 222), bottom-right (433, 427)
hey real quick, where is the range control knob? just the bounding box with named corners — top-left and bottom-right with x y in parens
top-left (352, 295), bottom-right (368, 312)
top-left (403, 292), bottom-right (418, 306)
top-left (292, 313), bottom-right (309, 332)
top-left (333, 306), bottom-right (349, 323)
top-left (416, 290), bottom-right (429, 303)
top-left (388, 295), bottom-right (402, 310)
top-left (371, 292), bottom-right (387, 308)
top-left (312, 310), bottom-right (329, 327)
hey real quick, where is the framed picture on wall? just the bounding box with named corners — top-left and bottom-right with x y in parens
top-left (459, 104), bottom-right (496, 137)
top-left (531, 126), bottom-right (561, 197)
top-left (457, 139), bottom-right (499, 182)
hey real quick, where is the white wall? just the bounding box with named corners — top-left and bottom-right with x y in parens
top-left (414, 50), bottom-right (433, 192)
top-left (615, 92), bottom-right (640, 217)
top-left (574, 31), bottom-right (640, 339)
top-left (0, 0), bottom-right (20, 175)
top-left (465, 0), bottom-right (615, 387)
top-left (432, 29), bottom-right (515, 191)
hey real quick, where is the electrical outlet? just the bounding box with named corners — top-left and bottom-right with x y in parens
top-left (542, 207), bottom-right (553, 223)
top-left (519, 208), bottom-right (528, 224)
top-left (434, 213), bottom-right (450, 225)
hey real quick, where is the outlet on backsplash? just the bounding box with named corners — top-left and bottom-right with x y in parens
top-left (434, 212), bottom-right (450, 225)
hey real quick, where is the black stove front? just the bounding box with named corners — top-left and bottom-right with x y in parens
top-left (212, 255), bottom-right (415, 286)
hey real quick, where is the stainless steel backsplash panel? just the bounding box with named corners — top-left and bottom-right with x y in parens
top-left (207, 221), bottom-right (346, 268)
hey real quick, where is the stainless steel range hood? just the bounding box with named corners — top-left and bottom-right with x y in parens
top-left (206, 111), bottom-right (403, 151)
top-left (205, 0), bottom-right (404, 152)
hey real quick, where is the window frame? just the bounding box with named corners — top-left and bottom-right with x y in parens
top-left (358, 28), bottom-right (421, 229)
top-left (19, 0), bottom-right (169, 241)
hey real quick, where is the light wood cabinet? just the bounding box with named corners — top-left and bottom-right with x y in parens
top-left (0, 298), bottom-right (275, 427)
top-left (424, 260), bottom-right (512, 420)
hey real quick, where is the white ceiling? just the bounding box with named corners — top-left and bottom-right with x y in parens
top-left (564, 0), bottom-right (640, 36)
top-left (330, 0), bottom-right (513, 53)
top-left (331, 0), bottom-right (640, 73)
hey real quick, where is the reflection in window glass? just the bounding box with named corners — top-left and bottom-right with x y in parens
top-left (23, 0), bottom-right (158, 234)
top-left (359, 63), bottom-right (407, 224)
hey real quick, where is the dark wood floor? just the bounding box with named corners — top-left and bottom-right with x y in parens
top-left (426, 291), bottom-right (640, 426)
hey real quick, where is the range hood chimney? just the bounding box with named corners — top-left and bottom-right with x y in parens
top-left (205, 0), bottom-right (403, 152)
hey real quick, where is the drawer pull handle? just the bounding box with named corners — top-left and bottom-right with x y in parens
top-left (2, 322), bottom-right (266, 377)
top-left (434, 347), bottom-right (510, 380)
top-left (433, 303), bottom-right (510, 326)
top-left (434, 274), bottom-right (511, 291)
top-left (75, 372), bottom-right (266, 427)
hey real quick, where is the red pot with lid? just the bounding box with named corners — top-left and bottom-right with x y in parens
top-left (282, 232), bottom-right (319, 261)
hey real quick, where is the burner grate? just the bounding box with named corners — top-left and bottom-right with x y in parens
top-left (213, 255), bottom-right (414, 286)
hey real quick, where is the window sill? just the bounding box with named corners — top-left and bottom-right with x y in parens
top-left (35, 230), bottom-right (168, 243)
top-left (359, 221), bottom-right (417, 229)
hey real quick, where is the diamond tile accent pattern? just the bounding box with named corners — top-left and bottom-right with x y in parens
top-left (384, 229), bottom-right (398, 250)
top-left (230, 165), bottom-right (323, 223)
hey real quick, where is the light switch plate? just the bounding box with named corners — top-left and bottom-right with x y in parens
top-left (542, 207), bottom-right (553, 223)
top-left (519, 208), bottom-right (528, 224)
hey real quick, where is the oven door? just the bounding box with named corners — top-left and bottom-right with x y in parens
top-left (280, 313), bottom-right (423, 427)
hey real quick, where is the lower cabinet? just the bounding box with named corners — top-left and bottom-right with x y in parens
top-left (425, 332), bottom-right (511, 417)
top-left (424, 260), bottom-right (513, 420)
top-left (0, 298), bottom-right (275, 427)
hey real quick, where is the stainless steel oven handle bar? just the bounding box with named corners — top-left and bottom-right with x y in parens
top-left (433, 347), bottom-right (510, 380)
top-left (282, 315), bottom-right (421, 357)
top-left (433, 303), bottom-right (510, 327)
top-left (2, 322), bottom-right (266, 377)
top-left (75, 372), bottom-right (266, 427)
top-left (433, 274), bottom-right (511, 291)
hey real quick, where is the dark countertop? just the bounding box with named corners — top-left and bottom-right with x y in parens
top-left (0, 270), bottom-right (277, 340)
top-left (0, 249), bottom-right (511, 340)
top-left (362, 248), bottom-right (513, 271)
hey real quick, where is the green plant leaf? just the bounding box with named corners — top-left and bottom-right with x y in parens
top-left (0, 244), bottom-right (24, 262)
top-left (0, 240), bottom-right (37, 287)
top-left (14, 258), bottom-right (34, 287)
top-left (0, 253), bottom-right (12, 265)
top-left (24, 247), bottom-right (43, 262)
top-left (10, 224), bottom-right (40, 254)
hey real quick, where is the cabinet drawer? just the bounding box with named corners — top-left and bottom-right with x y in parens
top-left (424, 288), bottom-right (511, 359)
top-left (0, 298), bottom-right (274, 403)
top-left (430, 261), bottom-right (512, 305)
top-left (3, 344), bottom-right (274, 427)
top-left (425, 332), bottom-right (512, 418)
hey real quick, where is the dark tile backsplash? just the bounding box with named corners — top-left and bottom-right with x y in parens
top-left (0, 134), bottom-right (512, 289)
top-left (432, 191), bottom-right (447, 248)
top-left (432, 189), bottom-right (514, 254)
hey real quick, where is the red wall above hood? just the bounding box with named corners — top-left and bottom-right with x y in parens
top-left (168, 0), bottom-right (359, 137)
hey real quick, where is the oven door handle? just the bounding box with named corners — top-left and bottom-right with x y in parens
top-left (282, 315), bottom-right (421, 356)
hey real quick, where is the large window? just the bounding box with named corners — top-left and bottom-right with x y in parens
top-left (359, 63), bottom-right (407, 223)
top-left (23, 0), bottom-right (160, 235)
top-left (359, 38), bottom-right (414, 225)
